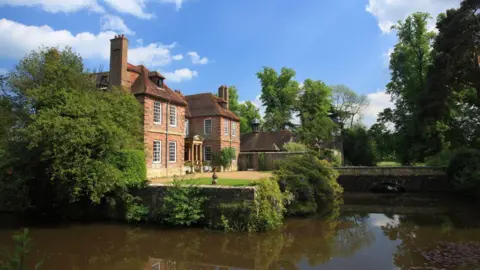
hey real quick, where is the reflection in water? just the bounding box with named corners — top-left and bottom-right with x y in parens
top-left (1, 194), bottom-right (480, 270)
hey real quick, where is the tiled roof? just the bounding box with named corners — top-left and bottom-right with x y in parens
top-left (240, 130), bottom-right (294, 152)
top-left (129, 64), bottom-right (187, 106)
top-left (184, 93), bottom-right (240, 121)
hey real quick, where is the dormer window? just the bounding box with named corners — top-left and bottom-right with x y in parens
top-left (149, 71), bottom-right (165, 89)
top-left (157, 78), bottom-right (164, 88)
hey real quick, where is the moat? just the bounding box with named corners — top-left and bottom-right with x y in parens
top-left (1, 193), bottom-right (480, 270)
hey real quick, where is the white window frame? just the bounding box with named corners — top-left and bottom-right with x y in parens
top-left (204, 119), bottom-right (212, 135)
top-left (232, 122), bottom-right (236, 137)
top-left (168, 141), bottom-right (177, 163)
top-left (153, 140), bottom-right (161, 164)
top-left (224, 119), bottom-right (229, 135)
top-left (169, 105), bottom-right (177, 127)
top-left (185, 119), bottom-right (189, 136)
top-left (204, 146), bottom-right (212, 161)
top-left (153, 101), bottom-right (162, 124)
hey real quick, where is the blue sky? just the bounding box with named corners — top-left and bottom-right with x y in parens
top-left (0, 0), bottom-right (461, 125)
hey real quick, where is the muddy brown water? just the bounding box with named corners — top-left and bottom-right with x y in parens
top-left (1, 193), bottom-right (480, 270)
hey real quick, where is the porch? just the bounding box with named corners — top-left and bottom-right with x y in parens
top-left (184, 135), bottom-right (205, 172)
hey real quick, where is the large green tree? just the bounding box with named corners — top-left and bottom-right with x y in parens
top-left (0, 47), bottom-right (144, 216)
top-left (297, 79), bottom-right (336, 150)
top-left (257, 67), bottom-right (300, 131)
top-left (227, 86), bottom-right (262, 133)
top-left (420, 0), bottom-right (480, 151)
top-left (380, 12), bottom-right (436, 164)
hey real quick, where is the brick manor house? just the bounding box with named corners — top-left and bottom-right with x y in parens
top-left (95, 35), bottom-right (240, 178)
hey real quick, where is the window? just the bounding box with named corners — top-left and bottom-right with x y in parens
top-left (153, 141), bottom-right (161, 163)
top-left (204, 119), bottom-right (212, 135)
top-left (185, 119), bottom-right (189, 136)
top-left (224, 119), bottom-right (229, 135)
top-left (232, 122), bottom-right (236, 136)
top-left (154, 101), bottom-right (162, 124)
top-left (204, 146), bottom-right (212, 161)
top-left (169, 141), bottom-right (176, 162)
top-left (169, 105), bottom-right (177, 127)
top-left (157, 79), bottom-right (164, 88)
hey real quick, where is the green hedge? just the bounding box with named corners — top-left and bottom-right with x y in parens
top-left (447, 149), bottom-right (480, 198)
top-left (210, 178), bottom-right (285, 232)
top-left (108, 149), bottom-right (146, 185)
top-left (274, 154), bottom-right (343, 216)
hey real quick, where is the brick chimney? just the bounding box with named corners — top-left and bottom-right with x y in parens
top-left (109, 34), bottom-right (128, 87)
top-left (218, 85), bottom-right (229, 109)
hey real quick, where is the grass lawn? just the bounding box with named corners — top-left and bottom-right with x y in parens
top-left (172, 178), bottom-right (255, 187)
top-left (377, 161), bottom-right (426, 167)
top-left (377, 161), bottom-right (401, 167)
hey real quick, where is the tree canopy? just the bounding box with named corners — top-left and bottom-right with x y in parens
top-left (257, 67), bottom-right (300, 131)
top-left (0, 47), bottom-right (144, 216)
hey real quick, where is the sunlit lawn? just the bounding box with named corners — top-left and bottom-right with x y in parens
top-left (171, 178), bottom-right (255, 187)
top-left (377, 161), bottom-right (426, 167)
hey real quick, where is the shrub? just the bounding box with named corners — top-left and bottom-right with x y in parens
top-left (107, 149), bottom-right (146, 185)
top-left (274, 154), bottom-right (343, 216)
top-left (212, 147), bottom-right (236, 170)
top-left (0, 229), bottom-right (44, 269)
top-left (160, 177), bottom-right (207, 226)
top-left (283, 142), bottom-right (308, 152)
top-left (425, 149), bottom-right (458, 168)
top-left (211, 178), bottom-right (285, 232)
top-left (446, 149), bottom-right (480, 198)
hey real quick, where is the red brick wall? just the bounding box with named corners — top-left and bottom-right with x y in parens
top-left (189, 116), bottom-right (240, 170)
top-left (141, 95), bottom-right (186, 178)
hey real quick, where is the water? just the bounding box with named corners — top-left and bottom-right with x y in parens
top-left (1, 193), bottom-right (480, 270)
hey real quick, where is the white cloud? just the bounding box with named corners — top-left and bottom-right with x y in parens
top-left (163, 68), bottom-right (198, 82)
top-left (0, 18), bottom-right (178, 68)
top-left (172, 54), bottom-right (183, 60)
top-left (103, 0), bottom-right (154, 20)
top-left (362, 90), bottom-right (394, 127)
top-left (0, 0), bottom-right (104, 13)
top-left (159, 0), bottom-right (187, 11)
top-left (0, 68), bottom-right (7, 75)
top-left (100, 15), bottom-right (135, 35)
top-left (129, 42), bottom-right (176, 67)
top-left (187, 51), bottom-right (209, 65)
top-left (366, 0), bottom-right (461, 34)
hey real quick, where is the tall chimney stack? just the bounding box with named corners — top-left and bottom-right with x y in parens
top-left (109, 34), bottom-right (129, 87)
top-left (218, 85), bottom-right (229, 109)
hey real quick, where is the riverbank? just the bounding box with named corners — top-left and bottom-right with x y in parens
top-left (2, 193), bottom-right (480, 270)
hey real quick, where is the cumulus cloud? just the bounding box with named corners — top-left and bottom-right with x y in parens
top-left (0, 0), bottom-right (190, 19)
top-left (187, 51), bottom-right (209, 65)
top-left (163, 68), bottom-right (198, 82)
top-left (362, 90), bottom-right (394, 127)
top-left (0, 0), bottom-right (104, 13)
top-left (0, 18), bottom-right (179, 68)
top-left (159, 0), bottom-right (187, 11)
top-left (100, 15), bottom-right (135, 35)
top-left (366, 0), bottom-right (461, 34)
top-left (172, 54), bottom-right (183, 60)
top-left (129, 43), bottom-right (177, 67)
top-left (103, 0), bottom-right (154, 20)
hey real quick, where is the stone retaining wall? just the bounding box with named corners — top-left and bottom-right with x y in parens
top-left (140, 184), bottom-right (256, 209)
top-left (336, 167), bottom-right (448, 192)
